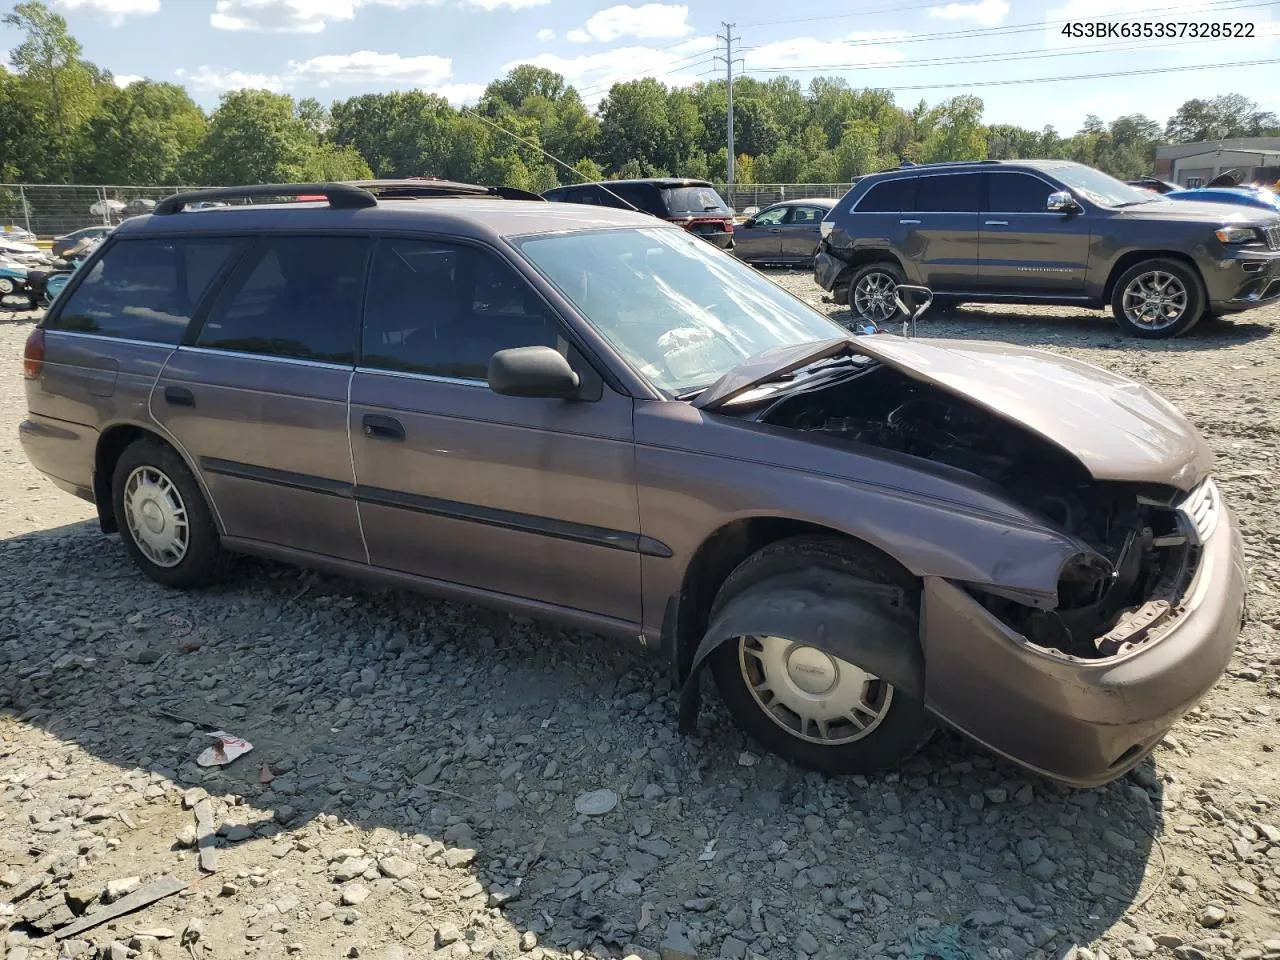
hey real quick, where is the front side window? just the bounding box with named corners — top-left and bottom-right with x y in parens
top-left (986, 172), bottom-right (1054, 213)
top-left (514, 226), bottom-right (848, 395)
top-left (362, 238), bottom-right (558, 380)
top-left (52, 237), bottom-right (238, 343)
top-left (197, 235), bottom-right (369, 363)
top-left (752, 206), bottom-right (788, 226)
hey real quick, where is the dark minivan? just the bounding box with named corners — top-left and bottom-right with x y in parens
top-left (542, 178), bottom-right (735, 250)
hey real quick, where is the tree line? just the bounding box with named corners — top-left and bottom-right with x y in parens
top-left (3, 0), bottom-right (1278, 193)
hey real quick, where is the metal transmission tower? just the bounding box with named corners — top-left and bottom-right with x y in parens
top-left (714, 22), bottom-right (745, 202)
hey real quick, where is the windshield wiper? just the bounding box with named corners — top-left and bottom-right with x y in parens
top-left (675, 385), bottom-right (710, 401)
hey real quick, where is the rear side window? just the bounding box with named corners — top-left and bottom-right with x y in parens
top-left (987, 172), bottom-right (1054, 213)
top-left (197, 236), bottom-right (369, 364)
top-left (663, 186), bottom-right (731, 216)
top-left (856, 179), bottom-right (918, 213)
top-left (51, 237), bottom-right (238, 344)
top-left (916, 174), bottom-right (981, 213)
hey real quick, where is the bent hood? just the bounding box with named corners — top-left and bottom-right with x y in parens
top-left (698, 335), bottom-right (1210, 490)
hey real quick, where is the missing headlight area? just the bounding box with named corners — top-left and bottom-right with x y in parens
top-left (749, 364), bottom-right (1206, 661)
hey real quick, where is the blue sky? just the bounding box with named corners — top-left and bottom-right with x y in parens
top-left (2, 0), bottom-right (1277, 136)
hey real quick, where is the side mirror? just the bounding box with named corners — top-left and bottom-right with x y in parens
top-left (1047, 190), bottom-right (1079, 214)
top-left (487, 346), bottom-right (581, 399)
top-left (742, 218), bottom-right (757, 228)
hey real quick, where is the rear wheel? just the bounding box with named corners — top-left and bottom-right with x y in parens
top-left (846, 262), bottom-right (906, 328)
top-left (112, 438), bottom-right (228, 589)
top-left (0, 277), bottom-right (14, 296)
top-left (1111, 258), bottom-right (1205, 338)
top-left (706, 536), bottom-right (934, 775)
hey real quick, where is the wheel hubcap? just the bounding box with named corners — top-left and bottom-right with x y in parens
top-left (1122, 271), bottom-right (1188, 330)
top-left (0, 279), bottom-right (13, 295)
top-left (739, 635), bottom-right (893, 745)
top-left (123, 466), bottom-right (189, 568)
top-left (852, 272), bottom-right (898, 323)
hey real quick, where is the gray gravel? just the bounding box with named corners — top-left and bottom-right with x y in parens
top-left (1, 283), bottom-right (1280, 960)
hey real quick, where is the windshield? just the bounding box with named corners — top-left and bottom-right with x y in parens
top-left (513, 226), bottom-right (848, 395)
top-left (663, 185), bottom-right (732, 216)
top-left (1047, 162), bottom-right (1158, 208)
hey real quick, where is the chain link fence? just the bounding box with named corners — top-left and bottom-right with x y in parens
top-left (0, 184), bottom-right (199, 239)
top-left (1, 182), bottom-right (859, 237)
top-left (717, 183), bottom-right (855, 213)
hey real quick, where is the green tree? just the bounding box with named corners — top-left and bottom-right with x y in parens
top-left (598, 77), bottom-right (672, 175)
top-left (330, 91), bottom-right (456, 178)
top-left (922, 96), bottom-right (988, 163)
top-left (1166, 94), bottom-right (1279, 142)
top-left (195, 89), bottom-right (327, 184)
top-left (78, 80), bottom-right (206, 184)
top-left (572, 156), bottom-right (604, 181)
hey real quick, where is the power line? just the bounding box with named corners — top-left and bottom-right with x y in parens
top-left (741, 56), bottom-right (1280, 92)
top-left (573, 50), bottom-right (715, 100)
top-left (742, 34), bottom-right (1264, 74)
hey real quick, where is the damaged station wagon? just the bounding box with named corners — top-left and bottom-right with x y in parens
top-left (20, 180), bottom-right (1246, 787)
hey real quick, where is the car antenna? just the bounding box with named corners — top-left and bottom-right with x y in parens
top-left (461, 106), bottom-right (644, 213)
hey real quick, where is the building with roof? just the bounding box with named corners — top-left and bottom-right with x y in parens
top-left (1154, 138), bottom-right (1280, 188)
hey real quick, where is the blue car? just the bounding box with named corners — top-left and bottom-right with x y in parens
top-left (1166, 186), bottom-right (1280, 214)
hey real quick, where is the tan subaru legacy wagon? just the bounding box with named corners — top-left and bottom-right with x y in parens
top-left (19, 180), bottom-right (1246, 787)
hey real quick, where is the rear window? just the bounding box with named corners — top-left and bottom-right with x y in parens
top-left (663, 186), bottom-right (731, 216)
top-left (856, 178), bottom-right (918, 213)
top-left (51, 237), bottom-right (238, 344)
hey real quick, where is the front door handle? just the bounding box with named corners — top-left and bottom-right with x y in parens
top-left (899, 218), bottom-right (921, 224)
top-left (163, 386), bottom-right (194, 407)
top-left (985, 220), bottom-right (1009, 225)
top-left (768, 228), bottom-right (782, 233)
top-left (362, 414), bottom-right (404, 442)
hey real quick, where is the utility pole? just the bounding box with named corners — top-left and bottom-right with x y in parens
top-left (714, 22), bottom-right (744, 203)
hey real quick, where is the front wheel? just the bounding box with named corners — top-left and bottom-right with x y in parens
top-left (0, 277), bottom-right (14, 296)
top-left (1111, 258), bottom-right (1206, 338)
top-left (706, 536), bottom-right (933, 775)
top-left (112, 438), bottom-right (229, 589)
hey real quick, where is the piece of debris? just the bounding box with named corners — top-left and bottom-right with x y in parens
top-left (193, 798), bottom-right (217, 873)
top-left (660, 921), bottom-right (697, 960)
top-left (196, 731), bottom-right (253, 767)
top-left (181, 917), bottom-right (204, 946)
top-left (54, 875), bottom-right (187, 940)
top-left (104, 877), bottom-right (141, 902)
top-left (575, 788), bottom-right (618, 816)
top-left (259, 764), bottom-right (275, 784)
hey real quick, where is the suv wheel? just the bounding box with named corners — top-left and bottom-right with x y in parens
top-left (706, 536), bottom-right (934, 775)
top-left (112, 438), bottom-right (228, 588)
top-left (1111, 259), bottom-right (1206, 338)
top-left (846, 263), bottom-right (905, 327)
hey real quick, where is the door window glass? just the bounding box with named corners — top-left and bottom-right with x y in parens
top-left (752, 206), bottom-right (788, 225)
top-left (361, 239), bottom-right (559, 380)
top-left (52, 237), bottom-right (238, 343)
top-left (856, 178), bottom-right (918, 213)
top-left (915, 174), bottom-right (981, 213)
top-left (196, 236), bottom-right (369, 363)
top-left (987, 172), bottom-right (1055, 213)
top-left (789, 206), bottom-right (825, 223)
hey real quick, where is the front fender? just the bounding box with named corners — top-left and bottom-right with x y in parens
top-left (677, 570), bottom-right (923, 734)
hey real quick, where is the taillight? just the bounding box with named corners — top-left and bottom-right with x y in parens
top-left (23, 327), bottom-right (45, 380)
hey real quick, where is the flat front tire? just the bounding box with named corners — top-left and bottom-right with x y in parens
top-left (706, 536), bottom-right (934, 775)
top-left (112, 438), bottom-right (228, 589)
top-left (1111, 258), bottom-right (1206, 339)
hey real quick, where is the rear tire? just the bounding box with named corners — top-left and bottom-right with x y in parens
top-left (846, 262), bottom-right (906, 328)
top-left (112, 438), bottom-right (228, 589)
top-left (706, 536), bottom-right (934, 775)
top-left (1111, 258), bottom-right (1205, 339)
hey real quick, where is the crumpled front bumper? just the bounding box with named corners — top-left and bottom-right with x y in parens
top-left (920, 499), bottom-right (1246, 787)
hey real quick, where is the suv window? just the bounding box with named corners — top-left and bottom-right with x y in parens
top-left (663, 185), bottom-right (731, 216)
top-left (987, 172), bottom-right (1054, 213)
top-left (362, 239), bottom-right (559, 381)
top-left (197, 235), bottom-right (369, 364)
top-left (856, 178), bottom-right (918, 213)
top-left (52, 237), bottom-right (238, 344)
top-left (916, 174), bottom-right (981, 213)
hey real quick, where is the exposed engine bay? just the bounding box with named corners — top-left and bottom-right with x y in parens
top-left (748, 363), bottom-right (1202, 661)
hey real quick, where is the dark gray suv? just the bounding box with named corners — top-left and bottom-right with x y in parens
top-left (19, 179), bottom-right (1245, 786)
top-left (815, 159), bottom-right (1280, 338)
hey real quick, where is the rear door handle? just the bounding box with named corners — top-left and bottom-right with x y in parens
top-left (163, 386), bottom-right (194, 407)
top-left (362, 414), bottom-right (405, 442)
top-left (899, 219), bottom-right (921, 224)
top-left (768, 228), bottom-right (782, 233)
top-left (985, 220), bottom-right (1009, 225)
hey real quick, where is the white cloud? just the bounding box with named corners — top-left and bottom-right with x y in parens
top-left (176, 66), bottom-right (287, 93)
top-left (567, 3), bottom-right (693, 43)
top-left (747, 31), bottom-right (908, 71)
top-left (431, 82), bottom-right (486, 105)
top-left (53, 0), bottom-right (159, 25)
top-left (536, 27), bottom-right (555, 40)
top-left (464, 0), bottom-right (548, 8)
top-left (112, 73), bottom-right (144, 87)
top-left (927, 0), bottom-right (1009, 27)
top-left (211, 0), bottom-right (358, 33)
top-left (288, 50), bottom-right (453, 85)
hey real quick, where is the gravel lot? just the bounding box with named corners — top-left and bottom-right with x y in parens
top-left (1, 280), bottom-right (1279, 960)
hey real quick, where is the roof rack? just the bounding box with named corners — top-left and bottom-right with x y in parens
top-left (153, 179), bottom-right (545, 215)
